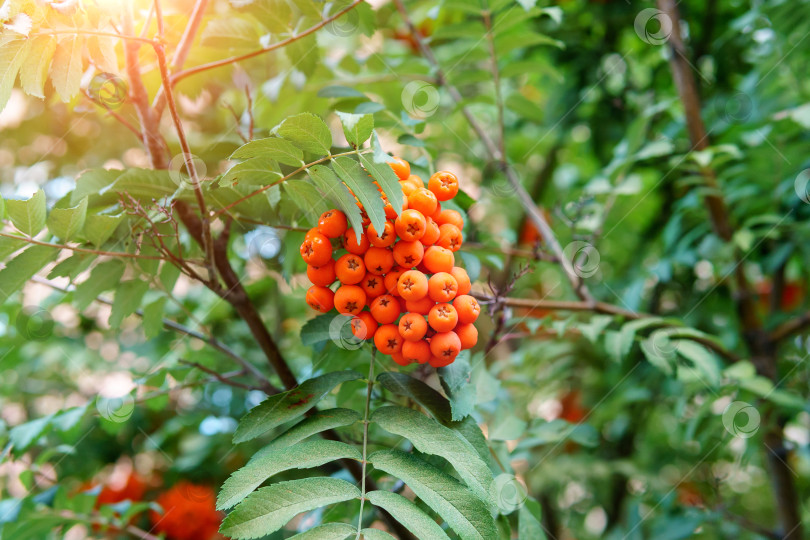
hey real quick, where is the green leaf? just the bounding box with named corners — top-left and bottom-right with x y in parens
top-left (48, 253), bottom-right (94, 280)
top-left (252, 408), bottom-right (361, 455)
top-left (0, 245), bottom-right (58, 303)
top-left (102, 168), bottom-right (185, 201)
top-left (220, 156), bottom-right (283, 187)
top-left (0, 38), bottom-right (28, 111)
top-left (74, 260), bottom-right (126, 310)
top-left (83, 214), bottom-right (123, 247)
top-left (219, 478), bottom-right (360, 539)
top-left (143, 297), bottom-right (166, 339)
top-left (285, 34), bottom-right (319, 77)
top-left (336, 112), bottom-right (373, 148)
top-left (361, 529), bottom-right (396, 540)
top-left (377, 372), bottom-right (451, 423)
top-left (306, 166), bottom-right (364, 243)
top-left (284, 180), bottom-right (331, 225)
top-left (518, 498), bottom-right (547, 539)
top-left (47, 198), bottom-right (87, 241)
top-left (438, 354), bottom-right (475, 421)
top-left (675, 340), bottom-right (721, 387)
top-left (371, 406), bottom-right (493, 505)
top-left (109, 279), bottom-right (149, 328)
top-left (233, 370), bottom-right (363, 443)
top-left (331, 156), bottom-right (386, 233)
top-left (231, 137), bottom-right (305, 167)
top-left (358, 153), bottom-right (404, 218)
top-left (8, 416), bottom-right (51, 452)
top-left (288, 523), bottom-right (356, 539)
top-left (6, 189), bottom-right (46, 236)
top-left (19, 36), bottom-right (55, 99)
top-left (72, 169), bottom-right (122, 205)
top-left (277, 113), bottom-right (332, 155)
top-left (51, 35), bottom-right (85, 102)
top-left (369, 451), bottom-right (497, 540)
top-left (218, 440), bottom-right (361, 509)
top-left (367, 491), bottom-right (451, 540)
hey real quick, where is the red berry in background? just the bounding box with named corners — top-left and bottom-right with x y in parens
top-left (149, 482), bottom-right (222, 540)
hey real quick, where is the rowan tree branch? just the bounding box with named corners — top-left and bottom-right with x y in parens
top-left (169, 0), bottom-right (365, 85)
top-left (392, 0), bottom-right (592, 302)
top-left (770, 311), bottom-right (810, 342)
top-left (656, 1), bottom-right (800, 537)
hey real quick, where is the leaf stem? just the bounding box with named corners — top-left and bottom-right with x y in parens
top-left (356, 347), bottom-right (376, 539)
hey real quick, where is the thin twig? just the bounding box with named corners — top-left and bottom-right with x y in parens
top-left (392, 0), bottom-right (591, 302)
top-left (771, 311), bottom-right (810, 342)
top-left (31, 276), bottom-right (278, 393)
top-left (170, 0), bottom-right (365, 86)
top-left (151, 1), bottom-right (217, 285)
top-left (0, 230), bottom-right (168, 261)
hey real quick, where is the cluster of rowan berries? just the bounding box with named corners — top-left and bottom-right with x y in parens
top-left (300, 157), bottom-right (480, 368)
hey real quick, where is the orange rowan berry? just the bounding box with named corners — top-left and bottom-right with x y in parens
top-left (384, 198), bottom-right (407, 220)
top-left (360, 272), bottom-right (385, 298)
top-left (437, 223), bottom-right (463, 252)
top-left (428, 171), bottom-right (459, 201)
top-left (307, 259), bottom-right (336, 287)
top-left (400, 180), bottom-right (418, 197)
top-left (388, 156), bottom-right (411, 181)
top-left (393, 241), bottom-right (424, 268)
top-left (334, 285), bottom-right (366, 315)
top-left (450, 267), bottom-right (471, 295)
top-left (405, 296), bottom-right (434, 315)
top-left (407, 188), bottom-right (438, 217)
top-left (453, 295), bottom-right (480, 324)
top-left (306, 286), bottom-right (334, 313)
top-left (421, 217), bottom-right (440, 246)
top-left (370, 294), bottom-right (400, 324)
top-left (455, 323), bottom-right (478, 349)
top-left (397, 270), bottom-right (429, 301)
top-left (407, 174), bottom-right (424, 188)
top-left (402, 339), bottom-right (432, 364)
top-left (428, 303), bottom-right (459, 332)
top-left (429, 354), bottom-right (455, 368)
top-left (391, 351), bottom-right (412, 366)
top-left (335, 253), bottom-right (366, 285)
top-left (384, 267), bottom-right (406, 296)
top-left (374, 324), bottom-right (403, 355)
top-left (430, 202), bottom-right (442, 221)
top-left (351, 311), bottom-right (378, 341)
top-left (344, 228), bottom-right (370, 255)
top-left (300, 231), bottom-right (332, 266)
top-left (430, 331), bottom-right (461, 362)
top-left (398, 312), bottom-right (428, 342)
top-left (364, 247), bottom-right (395, 275)
top-left (394, 209), bottom-right (427, 242)
top-left (366, 221), bottom-right (396, 248)
top-left (436, 209), bottom-right (464, 230)
top-left (317, 209), bottom-right (348, 238)
top-left (428, 272), bottom-right (459, 302)
top-left (423, 246), bottom-right (454, 274)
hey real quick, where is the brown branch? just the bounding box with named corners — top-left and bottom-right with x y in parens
top-left (475, 293), bottom-right (646, 320)
top-left (179, 361), bottom-right (265, 391)
top-left (657, 1), bottom-right (800, 538)
top-left (392, 0), bottom-right (591, 302)
top-left (153, 0), bottom-right (211, 115)
top-left (770, 311), bottom-right (810, 342)
top-left (170, 0), bottom-right (365, 86)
